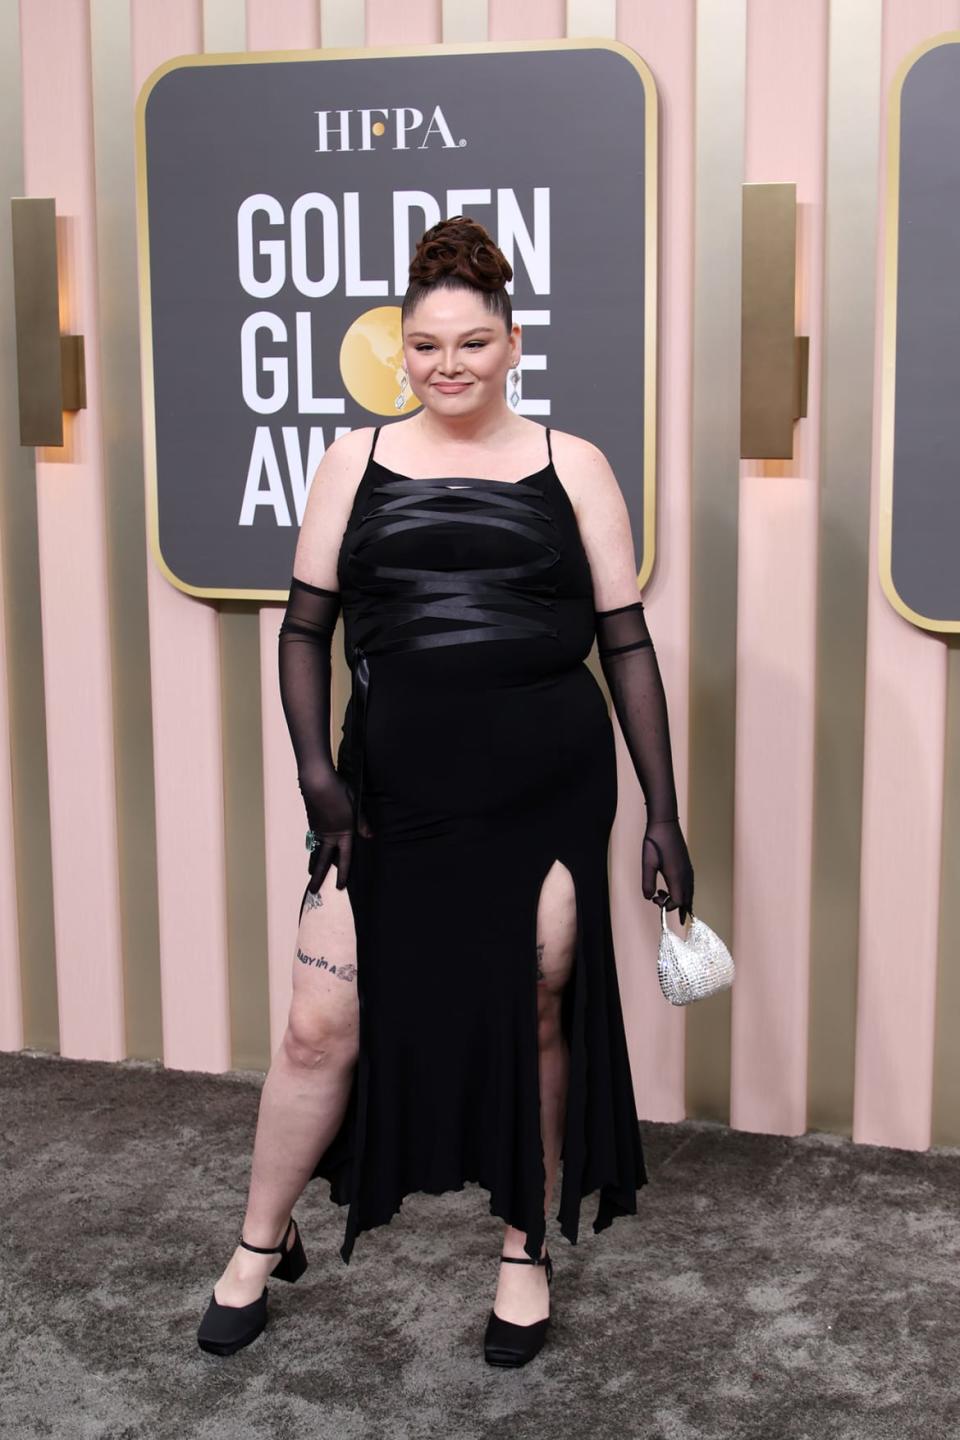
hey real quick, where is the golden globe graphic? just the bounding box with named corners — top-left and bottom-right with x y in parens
top-left (339, 306), bottom-right (420, 417)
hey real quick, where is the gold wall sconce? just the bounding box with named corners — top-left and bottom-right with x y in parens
top-left (741, 182), bottom-right (808, 459)
top-left (10, 196), bottom-right (86, 447)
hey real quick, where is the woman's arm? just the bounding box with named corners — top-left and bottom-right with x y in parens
top-left (554, 432), bottom-right (694, 920)
top-left (278, 428), bottom-right (375, 889)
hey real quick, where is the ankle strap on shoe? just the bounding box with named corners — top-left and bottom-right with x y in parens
top-left (499, 1251), bottom-right (549, 1266)
top-left (239, 1216), bottom-right (294, 1255)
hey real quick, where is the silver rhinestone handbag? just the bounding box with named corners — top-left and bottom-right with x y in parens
top-left (656, 898), bottom-right (734, 1006)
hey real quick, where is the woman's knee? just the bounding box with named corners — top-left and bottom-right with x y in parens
top-left (284, 993), bottom-right (359, 1068)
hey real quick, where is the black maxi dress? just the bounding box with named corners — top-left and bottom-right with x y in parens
top-left (300, 421), bottom-right (648, 1264)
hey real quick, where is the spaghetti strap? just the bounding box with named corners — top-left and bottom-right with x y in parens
top-left (369, 425), bottom-right (381, 460)
top-left (546, 426), bottom-right (553, 463)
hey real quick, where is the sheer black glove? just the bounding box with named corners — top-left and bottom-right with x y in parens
top-left (278, 576), bottom-right (372, 893)
top-left (596, 600), bottom-right (695, 923)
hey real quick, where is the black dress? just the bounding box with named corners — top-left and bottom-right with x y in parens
top-left (302, 421), bottom-right (648, 1264)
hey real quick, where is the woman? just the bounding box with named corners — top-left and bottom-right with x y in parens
top-left (197, 217), bottom-right (694, 1366)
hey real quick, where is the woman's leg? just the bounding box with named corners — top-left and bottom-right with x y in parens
top-left (495, 859), bottom-right (576, 1324)
top-left (213, 863), bottom-right (360, 1306)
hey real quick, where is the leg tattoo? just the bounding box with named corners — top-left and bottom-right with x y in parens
top-left (296, 946), bottom-right (357, 983)
top-left (536, 942), bottom-right (545, 982)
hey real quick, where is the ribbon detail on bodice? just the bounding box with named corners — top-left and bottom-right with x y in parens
top-left (344, 473), bottom-right (562, 819)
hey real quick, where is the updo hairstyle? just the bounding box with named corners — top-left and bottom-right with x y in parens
top-left (401, 216), bottom-right (513, 335)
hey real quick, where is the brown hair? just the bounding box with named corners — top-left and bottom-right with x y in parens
top-left (401, 216), bottom-right (513, 334)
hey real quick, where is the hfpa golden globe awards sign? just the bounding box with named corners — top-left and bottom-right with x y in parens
top-left (134, 40), bottom-right (657, 600)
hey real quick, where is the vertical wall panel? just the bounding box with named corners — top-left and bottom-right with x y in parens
top-left (200, 0), bottom-right (275, 1073)
top-left (132, 0), bottom-right (232, 1073)
top-left (608, 0), bottom-right (695, 1122)
top-left (0, 4), bottom-right (22, 1050)
top-left (247, 0), bottom-right (320, 48)
top-left (0, 0), bottom-right (49, 1054)
top-left (90, 0), bottom-right (163, 1061)
top-left (20, 0), bottom-right (126, 1060)
top-left (366, 0), bottom-right (439, 44)
top-left (685, 0), bottom-right (746, 1123)
top-left (806, 0), bottom-right (883, 1140)
top-left (247, 0), bottom-right (323, 1063)
top-left (852, 2), bottom-right (955, 1150)
top-left (729, 0), bottom-right (827, 1137)
top-left (933, 643), bottom-right (960, 1144)
top-left (443, 0), bottom-right (488, 41)
top-left (320, 0), bottom-right (366, 46)
top-left (567, 0), bottom-right (616, 35)
top-left (489, 0), bottom-right (563, 34)
top-left (933, 0), bottom-right (960, 1120)
top-left (203, 0), bottom-right (246, 51)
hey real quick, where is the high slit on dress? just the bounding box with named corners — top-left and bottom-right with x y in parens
top-left (299, 422), bottom-right (648, 1263)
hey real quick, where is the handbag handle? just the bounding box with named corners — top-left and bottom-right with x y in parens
top-left (654, 888), bottom-right (695, 925)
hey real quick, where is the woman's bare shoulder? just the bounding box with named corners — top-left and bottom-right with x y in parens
top-left (292, 427), bottom-right (378, 587)
top-left (549, 426), bottom-right (607, 463)
top-left (324, 424), bottom-right (378, 473)
top-left (548, 428), bottom-right (618, 513)
top-left (308, 425), bottom-right (378, 500)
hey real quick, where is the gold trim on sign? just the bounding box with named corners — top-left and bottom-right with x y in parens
top-left (133, 37), bottom-right (658, 601)
top-left (877, 30), bottom-right (960, 635)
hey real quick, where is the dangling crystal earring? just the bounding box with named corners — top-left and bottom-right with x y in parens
top-left (395, 370), bottom-right (408, 410)
top-left (508, 365), bottom-right (521, 409)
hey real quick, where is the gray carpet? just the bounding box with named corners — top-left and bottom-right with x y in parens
top-left (2, 1049), bottom-right (959, 1440)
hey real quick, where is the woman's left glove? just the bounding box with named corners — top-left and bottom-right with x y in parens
top-left (595, 599), bottom-right (695, 925)
top-left (642, 817), bottom-right (694, 925)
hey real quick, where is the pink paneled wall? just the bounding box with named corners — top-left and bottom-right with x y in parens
top-left (730, 0), bottom-right (827, 1135)
top-left (2, 0), bottom-right (957, 1159)
top-left (367, 0), bottom-right (441, 45)
top-left (19, 0), bottom-right (125, 1060)
top-left (247, 0), bottom-right (319, 50)
top-left (489, 0), bottom-right (565, 36)
top-left (132, 0), bottom-right (232, 1072)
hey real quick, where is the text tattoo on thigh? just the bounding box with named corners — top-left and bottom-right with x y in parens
top-left (296, 946), bottom-right (357, 983)
top-left (536, 943), bottom-right (545, 981)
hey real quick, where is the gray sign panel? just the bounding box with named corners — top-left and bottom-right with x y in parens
top-left (881, 38), bottom-right (960, 631)
top-left (135, 41), bottom-right (656, 599)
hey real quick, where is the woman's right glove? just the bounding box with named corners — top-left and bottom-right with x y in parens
top-left (299, 766), bottom-right (363, 895)
top-left (278, 575), bottom-right (372, 892)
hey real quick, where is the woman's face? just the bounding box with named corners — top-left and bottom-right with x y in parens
top-left (401, 287), bottom-right (520, 417)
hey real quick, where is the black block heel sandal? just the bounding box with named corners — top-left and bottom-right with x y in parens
top-left (483, 1250), bottom-right (554, 1367)
top-left (196, 1215), bottom-right (308, 1356)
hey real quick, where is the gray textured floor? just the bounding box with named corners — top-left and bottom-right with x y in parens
top-left (2, 1049), bottom-right (959, 1440)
